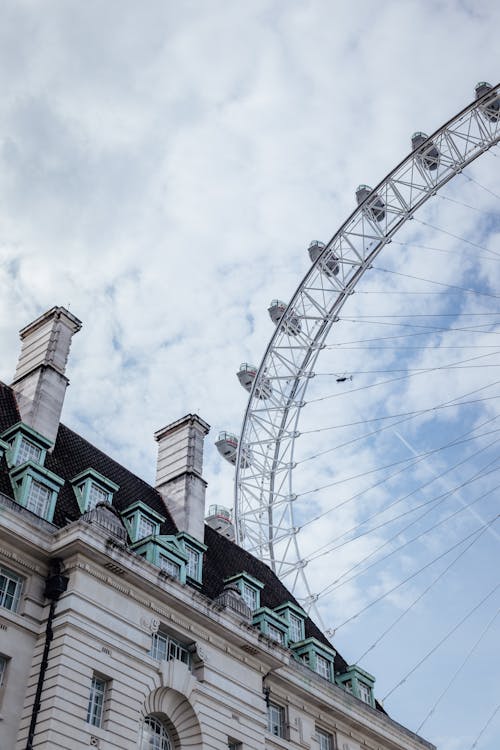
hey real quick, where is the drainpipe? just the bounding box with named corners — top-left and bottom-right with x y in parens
top-left (25, 559), bottom-right (69, 750)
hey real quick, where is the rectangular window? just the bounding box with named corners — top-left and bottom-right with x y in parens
top-left (0, 566), bottom-right (23, 612)
top-left (86, 675), bottom-right (107, 727)
top-left (268, 623), bottom-right (284, 644)
top-left (16, 438), bottom-right (42, 465)
top-left (289, 613), bottom-right (303, 642)
top-left (228, 742), bottom-right (242, 750)
top-left (159, 555), bottom-right (180, 579)
top-left (343, 679), bottom-right (353, 693)
top-left (26, 480), bottom-right (51, 517)
top-left (241, 582), bottom-right (258, 611)
top-left (358, 682), bottom-right (371, 704)
top-left (0, 655), bottom-right (6, 687)
top-left (137, 515), bottom-right (156, 539)
top-left (316, 654), bottom-right (331, 680)
top-left (317, 728), bottom-right (335, 750)
top-left (268, 702), bottom-right (285, 738)
top-left (185, 547), bottom-right (200, 579)
top-left (88, 482), bottom-right (110, 509)
top-left (150, 632), bottom-right (191, 668)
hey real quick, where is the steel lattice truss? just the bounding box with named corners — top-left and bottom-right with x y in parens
top-left (234, 84), bottom-right (500, 612)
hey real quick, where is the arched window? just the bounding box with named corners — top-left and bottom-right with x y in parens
top-left (140, 716), bottom-right (173, 750)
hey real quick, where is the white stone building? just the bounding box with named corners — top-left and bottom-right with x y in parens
top-left (0, 307), bottom-right (435, 750)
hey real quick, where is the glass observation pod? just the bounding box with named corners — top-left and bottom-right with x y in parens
top-left (355, 184), bottom-right (386, 222)
top-left (475, 82), bottom-right (500, 123)
top-left (411, 131), bottom-right (440, 171)
top-left (237, 363), bottom-right (273, 399)
top-left (215, 431), bottom-right (253, 468)
top-left (268, 299), bottom-right (302, 336)
top-left (308, 240), bottom-right (340, 276)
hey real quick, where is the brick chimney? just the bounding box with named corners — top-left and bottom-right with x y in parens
top-left (154, 414), bottom-right (210, 541)
top-left (11, 306), bottom-right (82, 445)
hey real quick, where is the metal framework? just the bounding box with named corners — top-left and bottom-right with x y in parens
top-left (234, 84), bottom-right (500, 612)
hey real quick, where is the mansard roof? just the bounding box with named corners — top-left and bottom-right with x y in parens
top-left (0, 380), bottom-right (348, 674)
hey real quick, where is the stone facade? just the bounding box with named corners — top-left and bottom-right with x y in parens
top-left (0, 308), bottom-right (435, 750)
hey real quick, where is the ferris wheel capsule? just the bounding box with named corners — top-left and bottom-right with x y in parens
top-left (237, 363), bottom-right (272, 399)
top-left (355, 184), bottom-right (386, 222)
top-left (268, 299), bottom-right (302, 336)
top-left (475, 82), bottom-right (500, 123)
top-left (411, 131), bottom-right (440, 171)
top-left (215, 431), bottom-right (254, 468)
top-left (308, 240), bottom-right (340, 276)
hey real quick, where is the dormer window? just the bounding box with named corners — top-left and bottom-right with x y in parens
top-left (291, 638), bottom-right (336, 683)
top-left (224, 573), bottom-right (264, 612)
top-left (9, 461), bottom-right (64, 523)
top-left (159, 555), bottom-right (181, 579)
top-left (121, 502), bottom-right (165, 543)
top-left (274, 602), bottom-right (306, 644)
top-left (17, 437), bottom-right (42, 466)
top-left (176, 532), bottom-right (206, 585)
top-left (1, 422), bottom-right (51, 469)
top-left (71, 469), bottom-right (119, 514)
top-left (252, 607), bottom-right (288, 645)
top-left (26, 480), bottom-right (51, 516)
top-left (335, 665), bottom-right (375, 707)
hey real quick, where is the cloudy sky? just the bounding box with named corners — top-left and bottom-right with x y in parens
top-left (0, 1), bottom-right (499, 748)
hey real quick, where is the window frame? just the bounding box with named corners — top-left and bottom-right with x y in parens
top-left (1, 422), bottom-right (51, 468)
top-left (8, 462), bottom-right (63, 522)
top-left (121, 501), bottom-right (165, 543)
top-left (0, 566), bottom-right (23, 613)
top-left (150, 630), bottom-right (192, 670)
top-left (86, 674), bottom-right (108, 728)
top-left (267, 701), bottom-right (286, 738)
top-left (224, 572), bottom-right (264, 612)
top-left (317, 727), bottom-right (336, 750)
top-left (71, 468), bottom-right (119, 514)
top-left (140, 715), bottom-right (173, 750)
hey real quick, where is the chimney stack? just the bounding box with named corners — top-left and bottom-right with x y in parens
top-left (11, 306), bottom-right (82, 446)
top-left (154, 414), bottom-right (210, 541)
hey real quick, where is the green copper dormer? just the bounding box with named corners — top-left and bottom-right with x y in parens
top-left (121, 501), bottom-right (165, 542)
top-left (71, 468), bottom-right (119, 514)
top-left (0, 437), bottom-right (10, 463)
top-left (291, 637), bottom-right (336, 682)
top-left (9, 461), bottom-right (64, 522)
top-left (252, 607), bottom-right (288, 646)
top-left (176, 532), bottom-right (207, 585)
top-left (131, 534), bottom-right (188, 584)
top-left (336, 665), bottom-right (375, 707)
top-left (274, 601), bottom-right (307, 644)
top-left (224, 572), bottom-right (264, 612)
top-left (1, 422), bottom-right (52, 468)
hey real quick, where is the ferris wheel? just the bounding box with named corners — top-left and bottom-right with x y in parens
top-left (216, 82), bottom-right (500, 624)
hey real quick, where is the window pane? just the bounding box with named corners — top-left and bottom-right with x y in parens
top-left (159, 556), bottom-right (180, 579)
top-left (86, 676), bottom-right (106, 727)
top-left (0, 567), bottom-right (22, 612)
top-left (137, 515), bottom-right (156, 539)
top-left (268, 624), bottom-right (283, 644)
top-left (241, 583), bottom-right (257, 610)
top-left (141, 716), bottom-right (173, 750)
top-left (186, 547), bottom-right (200, 579)
top-left (88, 483), bottom-right (110, 509)
top-left (268, 702), bottom-right (285, 737)
top-left (26, 480), bottom-right (51, 517)
top-left (0, 656), bottom-right (6, 687)
top-left (316, 654), bottom-right (331, 680)
top-left (289, 613), bottom-right (302, 642)
top-left (17, 438), bottom-right (42, 465)
top-left (150, 632), bottom-right (191, 669)
top-left (358, 682), bottom-right (371, 704)
top-left (317, 728), bottom-right (334, 750)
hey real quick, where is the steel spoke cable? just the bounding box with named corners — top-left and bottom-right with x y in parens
top-left (469, 703), bottom-right (500, 750)
top-left (301, 393), bottom-right (500, 435)
top-left (328, 520), bottom-right (499, 638)
top-left (372, 266), bottom-right (500, 298)
top-left (356, 522), bottom-right (496, 667)
top-left (304, 456), bottom-right (500, 589)
top-left (411, 217), bottom-right (500, 259)
top-left (324, 319), bottom-right (500, 347)
top-left (436, 192), bottom-right (492, 215)
top-left (463, 171), bottom-right (500, 201)
top-left (313, 364), bottom-right (500, 376)
top-left (303, 455), bottom-right (500, 569)
top-left (382, 578), bottom-right (500, 702)
top-left (416, 606), bottom-right (500, 734)
top-left (337, 316), bottom-right (500, 336)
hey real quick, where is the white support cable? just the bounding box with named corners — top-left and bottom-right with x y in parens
top-left (381, 580), bottom-right (500, 702)
top-left (469, 703), bottom-right (500, 750)
top-left (416, 606), bottom-right (500, 734)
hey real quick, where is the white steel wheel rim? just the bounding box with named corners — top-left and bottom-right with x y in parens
top-left (234, 84), bottom-right (500, 620)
